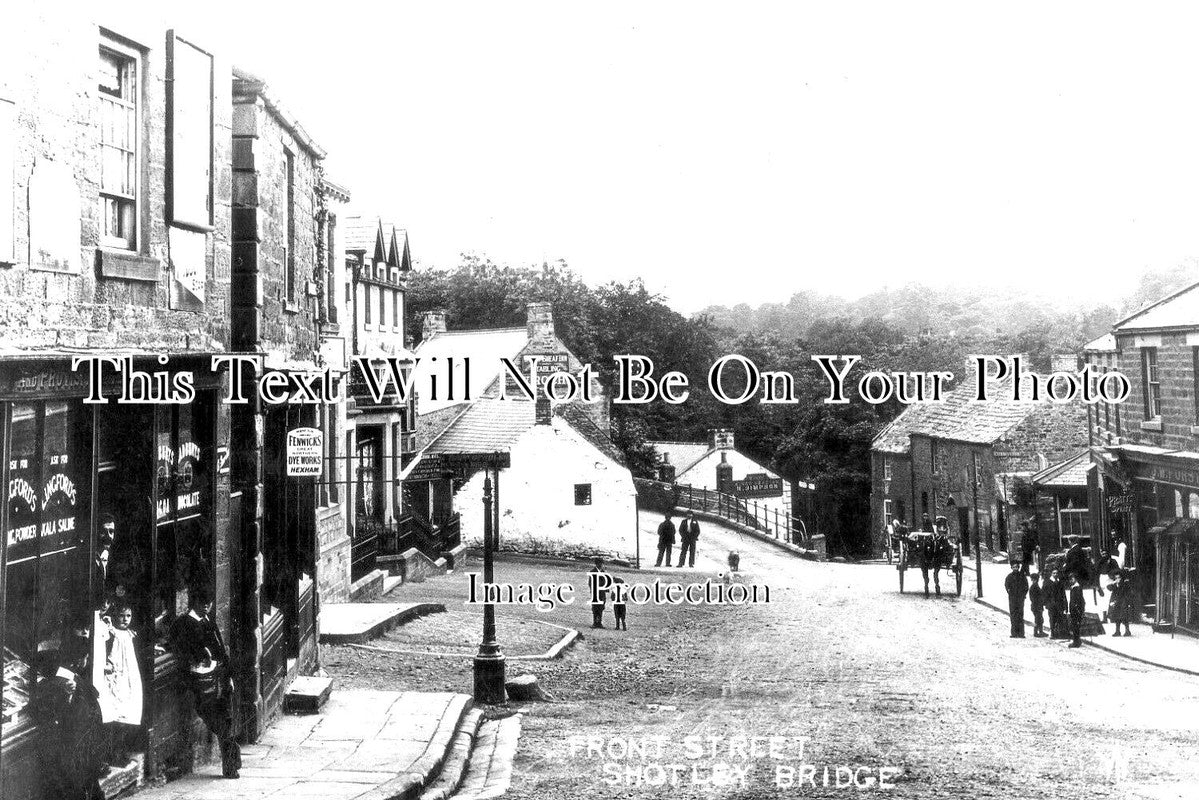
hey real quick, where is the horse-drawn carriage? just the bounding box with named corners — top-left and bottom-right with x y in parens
top-left (896, 517), bottom-right (963, 596)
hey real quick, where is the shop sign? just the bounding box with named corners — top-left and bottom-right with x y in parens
top-left (1107, 494), bottom-right (1135, 513)
top-left (286, 427), bottom-right (323, 477)
top-left (404, 454), bottom-right (447, 483)
top-left (1147, 464), bottom-right (1199, 489)
top-left (730, 472), bottom-right (783, 498)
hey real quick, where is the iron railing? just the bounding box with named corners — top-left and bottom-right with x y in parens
top-left (634, 477), bottom-right (809, 546)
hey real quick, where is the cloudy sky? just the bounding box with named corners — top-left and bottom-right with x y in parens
top-left (118, 1), bottom-right (1199, 312)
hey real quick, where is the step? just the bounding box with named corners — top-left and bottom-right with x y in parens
top-left (448, 715), bottom-right (522, 800)
top-left (419, 708), bottom-right (485, 800)
top-left (319, 601), bottom-right (446, 644)
top-left (283, 674), bottom-right (333, 714)
top-left (383, 574), bottom-right (404, 595)
top-left (100, 752), bottom-right (144, 799)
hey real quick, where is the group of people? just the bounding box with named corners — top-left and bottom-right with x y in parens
top-left (654, 512), bottom-right (701, 568)
top-left (1004, 537), bottom-right (1139, 649)
top-left (35, 519), bottom-right (242, 799)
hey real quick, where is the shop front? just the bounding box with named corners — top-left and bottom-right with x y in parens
top-left (1, 356), bottom-right (228, 799)
top-left (1155, 519), bottom-right (1199, 635)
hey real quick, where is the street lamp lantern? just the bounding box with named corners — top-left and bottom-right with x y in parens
top-left (473, 472), bottom-right (506, 703)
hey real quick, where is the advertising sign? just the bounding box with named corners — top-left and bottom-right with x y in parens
top-left (287, 427), bottom-right (323, 477)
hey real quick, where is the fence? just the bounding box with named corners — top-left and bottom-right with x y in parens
top-left (633, 477), bottom-right (809, 546)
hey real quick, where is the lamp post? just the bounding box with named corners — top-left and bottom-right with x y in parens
top-left (473, 472), bottom-right (506, 703)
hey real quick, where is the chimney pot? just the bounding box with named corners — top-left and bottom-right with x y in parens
top-left (526, 302), bottom-right (555, 340)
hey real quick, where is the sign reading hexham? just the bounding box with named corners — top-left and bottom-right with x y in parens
top-left (286, 427), bottom-right (323, 477)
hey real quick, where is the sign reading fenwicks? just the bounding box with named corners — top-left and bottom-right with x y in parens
top-left (286, 427), bottom-right (323, 477)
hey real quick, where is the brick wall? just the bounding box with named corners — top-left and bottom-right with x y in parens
top-left (869, 450), bottom-right (912, 555)
top-left (1115, 331), bottom-right (1199, 452)
top-left (317, 503), bottom-right (350, 603)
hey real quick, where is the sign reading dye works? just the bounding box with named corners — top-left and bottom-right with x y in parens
top-left (730, 472), bottom-right (784, 498)
top-left (286, 427), bottom-right (323, 477)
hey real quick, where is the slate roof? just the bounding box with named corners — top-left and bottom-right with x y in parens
top-left (1114, 281), bottom-right (1199, 332)
top-left (422, 399), bottom-right (625, 466)
top-left (424, 399), bottom-right (535, 455)
top-left (1031, 451), bottom-right (1092, 488)
top-left (343, 216), bottom-right (384, 258)
top-left (871, 367), bottom-right (1041, 451)
top-left (412, 327), bottom-right (530, 414)
top-left (647, 441), bottom-right (713, 474)
top-left (1084, 333), bottom-right (1116, 352)
top-left (415, 402), bottom-right (471, 450)
top-left (557, 403), bottom-right (626, 466)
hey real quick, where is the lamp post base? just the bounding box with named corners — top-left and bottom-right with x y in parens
top-left (473, 652), bottom-right (507, 704)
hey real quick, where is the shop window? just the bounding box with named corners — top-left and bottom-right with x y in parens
top-left (3, 401), bottom-right (90, 733)
top-left (574, 483), bottom-right (592, 506)
top-left (1189, 493), bottom-right (1199, 519)
top-left (99, 40), bottom-right (141, 250)
top-left (1177, 489), bottom-right (1185, 519)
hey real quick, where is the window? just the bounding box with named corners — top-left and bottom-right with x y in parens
top-left (283, 148), bottom-right (295, 299)
top-left (326, 213), bottom-right (337, 321)
top-left (929, 440), bottom-right (940, 474)
top-left (393, 291), bottom-right (400, 330)
top-left (3, 401), bottom-right (89, 733)
top-left (99, 43), bottom-right (139, 249)
top-left (883, 499), bottom-right (893, 527)
top-left (379, 285), bottom-right (386, 327)
top-left (574, 483), bottom-right (592, 506)
top-left (1142, 347), bottom-right (1161, 420)
top-left (883, 456), bottom-right (892, 481)
top-left (166, 33), bottom-right (213, 228)
top-left (1193, 348), bottom-right (1199, 425)
top-left (364, 285), bottom-right (371, 324)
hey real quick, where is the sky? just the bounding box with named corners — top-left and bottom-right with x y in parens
top-left (110, 2), bottom-right (1199, 312)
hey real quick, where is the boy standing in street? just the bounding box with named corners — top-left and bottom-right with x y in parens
top-left (1068, 572), bottom-right (1086, 649)
top-left (1028, 572), bottom-right (1047, 637)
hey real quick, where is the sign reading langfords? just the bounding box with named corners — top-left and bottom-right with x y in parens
top-left (286, 427), bottom-right (323, 477)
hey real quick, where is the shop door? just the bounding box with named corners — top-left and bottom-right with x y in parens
top-left (260, 406), bottom-right (316, 710)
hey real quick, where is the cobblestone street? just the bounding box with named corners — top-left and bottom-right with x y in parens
top-left (327, 521), bottom-right (1199, 799)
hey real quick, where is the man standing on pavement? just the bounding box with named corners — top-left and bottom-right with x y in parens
top-left (677, 512), bottom-right (700, 568)
top-left (655, 513), bottom-right (676, 567)
top-left (1068, 571), bottom-right (1086, 648)
top-left (1019, 520), bottom-right (1038, 576)
top-left (1028, 572), bottom-right (1047, 637)
top-left (1004, 562), bottom-right (1029, 638)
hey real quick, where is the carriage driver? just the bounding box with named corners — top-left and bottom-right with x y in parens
top-left (924, 516), bottom-right (954, 597)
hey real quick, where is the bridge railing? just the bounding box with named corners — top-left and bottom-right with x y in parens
top-left (633, 477), bottom-right (808, 546)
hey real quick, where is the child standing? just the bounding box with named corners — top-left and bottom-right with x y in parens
top-left (611, 576), bottom-right (628, 631)
top-left (98, 601), bottom-right (143, 765)
top-left (1028, 573), bottom-right (1046, 637)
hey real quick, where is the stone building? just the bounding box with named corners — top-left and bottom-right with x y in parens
top-left (648, 430), bottom-right (798, 540)
top-left (869, 360), bottom-right (1090, 558)
top-left (229, 67), bottom-right (339, 739)
top-left (0, 15), bottom-right (236, 797)
top-left (339, 216), bottom-right (419, 584)
top-left (404, 304), bottom-right (633, 558)
top-left (1085, 282), bottom-right (1199, 632)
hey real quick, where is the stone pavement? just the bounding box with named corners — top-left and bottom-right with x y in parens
top-left (131, 690), bottom-right (470, 800)
top-left (320, 602), bottom-right (447, 644)
top-left (964, 561), bottom-right (1199, 675)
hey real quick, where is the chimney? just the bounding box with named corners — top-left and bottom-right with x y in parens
top-left (710, 428), bottom-right (734, 450)
top-left (716, 451), bottom-right (734, 493)
top-left (1051, 353), bottom-right (1079, 373)
top-left (657, 453), bottom-right (676, 484)
top-left (535, 397), bottom-right (552, 425)
top-left (526, 302), bottom-right (554, 341)
top-left (421, 310), bottom-right (446, 341)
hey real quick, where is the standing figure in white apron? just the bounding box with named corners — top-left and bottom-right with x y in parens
top-left (97, 600), bottom-right (144, 765)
